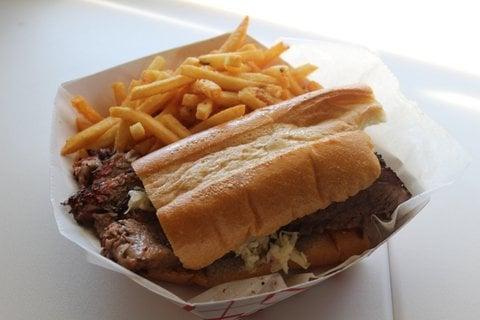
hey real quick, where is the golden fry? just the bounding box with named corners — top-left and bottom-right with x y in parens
top-left (196, 99), bottom-right (213, 120)
top-left (262, 65), bottom-right (289, 87)
top-left (158, 114), bottom-right (191, 138)
top-left (141, 70), bottom-right (161, 83)
top-left (281, 88), bottom-right (294, 100)
top-left (114, 120), bottom-right (131, 152)
top-left (260, 42), bottom-right (289, 67)
top-left (246, 60), bottom-right (261, 72)
top-left (199, 50), bottom-right (263, 70)
top-left (75, 149), bottom-right (89, 160)
top-left (76, 116), bottom-right (92, 132)
top-left (264, 84), bottom-right (283, 98)
top-left (129, 122), bottom-right (146, 142)
top-left (238, 87), bottom-right (266, 110)
top-left (110, 107), bottom-right (179, 144)
top-left (147, 55), bottom-right (166, 70)
top-left (306, 80), bottom-right (323, 91)
top-left (128, 79), bottom-right (142, 94)
top-left (293, 63), bottom-right (318, 79)
top-left (88, 123), bottom-right (119, 149)
top-left (219, 16), bottom-right (249, 52)
top-left (131, 75), bottom-right (193, 100)
top-left (199, 53), bottom-right (241, 70)
top-left (212, 91), bottom-right (242, 107)
top-left (174, 57), bottom-right (200, 75)
top-left (226, 62), bottom-right (252, 74)
top-left (237, 43), bottom-right (257, 52)
top-left (182, 93), bottom-right (202, 107)
top-left (286, 69), bottom-right (305, 96)
top-left (237, 72), bottom-right (278, 84)
top-left (62, 117), bottom-right (119, 155)
top-left (71, 96), bottom-right (103, 123)
top-left (192, 79), bottom-right (222, 99)
top-left (112, 82), bottom-right (127, 105)
top-left (191, 104), bottom-right (246, 133)
top-left (180, 65), bottom-right (260, 91)
top-left (133, 136), bottom-right (156, 155)
top-left (136, 91), bottom-right (174, 114)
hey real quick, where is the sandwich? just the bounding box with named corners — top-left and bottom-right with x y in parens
top-left (65, 85), bottom-right (411, 287)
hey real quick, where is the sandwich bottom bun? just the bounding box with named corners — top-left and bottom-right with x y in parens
top-left (144, 228), bottom-right (370, 288)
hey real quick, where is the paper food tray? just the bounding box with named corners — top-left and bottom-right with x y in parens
top-left (50, 33), bottom-right (469, 319)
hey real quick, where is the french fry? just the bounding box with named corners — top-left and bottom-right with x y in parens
top-left (76, 115), bottom-right (92, 132)
top-left (70, 96), bottom-right (103, 124)
top-left (192, 79), bottom-right (222, 99)
top-left (293, 63), bottom-right (318, 79)
top-left (199, 50), bottom-right (263, 69)
top-left (219, 16), bottom-right (249, 52)
top-left (225, 54), bottom-right (242, 69)
top-left (61, 16), bottom-right (323, 157)
top-left (158, 114), bottom-right (191, 138)
top-left (88, 123), bottom-right (119, 149)
top-left (286, 69), bottom-right (305, 96)
top-left (141, 70), bottom-right (173, 83)
top-left (265, 84), bottom-right (283, 99)
top-left (246, 60), bottom-right (261, 72)
top-left (238, 87), bottom-right (266, 110)
top-left (212, 91), bottom-right (242, 107)
top-left (147, 55), bottom-right (166, 70)
top-left (110, 107), bottom-right (179, 144)
top-left (199, 53), bottom-right (241, 70)
top-left (191, 104), bottom-right (246, 133)
top-left (112, 82), bottom-right (127, 105)
top-left (250, 87), bottom-right (282, 105)
top-left (75, 149), bottom-right (89, 160)
top-left (133, 136), bottom-right (156, 155)
top-left (62, 117), bottom-right (119, 155)
top-left (174, 57), bottom-right (200, 75)
top-left (180, 65), bottom-right (260, 91)
top-left (114, 120), bottom-right (131, 152)
top-left (128, 79), bottom-right (142, 94)
top-left (237, 72), bottom-right (278, 84)
top-left (157, 86), bottom-right (186, 117)
top-left (129, 122), bottom-right (146, 142)
top-left (141, 70), bottom-right (161, 83)
top-left (262, 65), bottom-right (289, 87)
top-left (196, 99), bottom-right (213, 120)
top-left (224, 64), bottom-right (247, 74)
top-left (306, 80), bottom-right (323, 91)
top-left (237, 43), bottom-right (257, 52)
top-left (136, 91), bottom-right (174, 114)
top-left (260, 42), bottom-right (289, 67)
top-left (131, 75), bottom-right (193, 100)
top-left (281, 88), bottom-right (294, 100)
top-left (158, 100), bottom-right (179, 117)
top-left (182, 93), bottom-right (202, 107)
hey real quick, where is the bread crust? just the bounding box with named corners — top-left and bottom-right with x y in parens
top-left (133, 86), bottom-right (384, 270)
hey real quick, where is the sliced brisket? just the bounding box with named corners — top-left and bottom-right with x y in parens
top-left (284, 156), bottom-right (411, 235)
top-left (101, 219), bottom-right (179, 271)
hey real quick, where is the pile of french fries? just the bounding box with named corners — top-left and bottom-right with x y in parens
top-left (61, 17), bottom-right (321, 157)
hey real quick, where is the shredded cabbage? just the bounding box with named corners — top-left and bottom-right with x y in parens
top-left (126, 189), bottom-right (154, 213)
top-left (234, 231), bottom-right (310, 273)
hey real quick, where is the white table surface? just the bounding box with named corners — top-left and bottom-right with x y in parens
top-left (1, 1), bottom-right (479, 319)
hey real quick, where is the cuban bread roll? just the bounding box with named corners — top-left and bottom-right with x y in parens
top-left (133, 85), bottom-right (385, 270)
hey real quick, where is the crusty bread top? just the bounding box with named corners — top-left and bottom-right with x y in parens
top-left (133, 85), bottom-right (385, 269)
